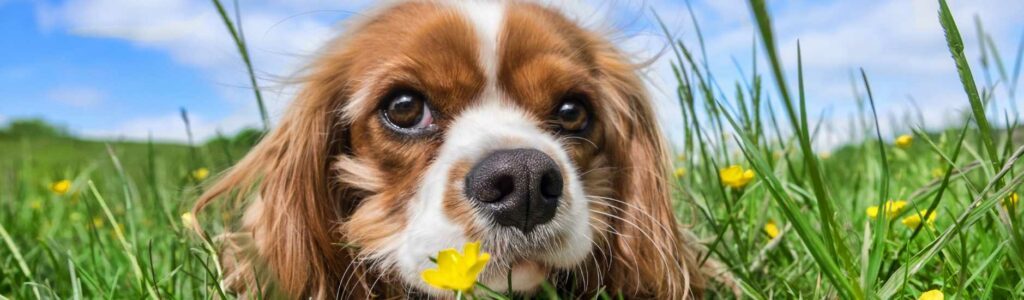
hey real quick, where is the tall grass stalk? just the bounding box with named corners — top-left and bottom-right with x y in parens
top-left (210, 0), bottom-right (270, 131)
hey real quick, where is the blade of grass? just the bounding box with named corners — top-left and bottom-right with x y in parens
top-left (939, 0), bottom-right (998, 171)
top-left (878, 144), bottom-right (1024, 298)
top-left (0, 221), bottom-right (42, 299)
top-left (861, 69), bottom-right (891, 294)
top-left (87, 180), bottom-right (160, 299)
top-left (748, 2), bottom-right (857, 295)
top-left (210, 0), bottom-right (270, 131)
top-left (1011, 31), bottom-right (1024, 99)
top-left (717, 89), bottom-right (859, 299)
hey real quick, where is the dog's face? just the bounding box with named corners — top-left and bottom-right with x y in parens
top-left (197, 0), bottom-right (702, 298)
top-left (340, 1), bottom-right (604, 294)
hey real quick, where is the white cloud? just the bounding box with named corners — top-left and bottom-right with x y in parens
top-left (642, 0), bottom-right (1024, 150)
top-left (38, 0), bottom-right (370, 141)
top-left (37, 0), bottom-right (1024, 148)
top-left (46, 86), bottom-right (106, 108)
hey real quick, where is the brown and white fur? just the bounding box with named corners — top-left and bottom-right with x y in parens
top-left (193, 0), bottom-right (710, 298)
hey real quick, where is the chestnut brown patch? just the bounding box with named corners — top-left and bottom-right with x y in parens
top-left (443, 160), bottom-right (484, 239)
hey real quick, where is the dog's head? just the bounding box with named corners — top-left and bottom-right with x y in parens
top-left (196, 0), bottom-right (703, 298)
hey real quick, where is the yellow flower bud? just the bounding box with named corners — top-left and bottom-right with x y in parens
top-left (895, 134), bottom-right (913, 149)
top-left (191, 168), bottom-right (210, 181)
top-left (1005, 192), bottom-right (1019, 209)
top-left (674, 167), bottom-right (686, 179)
top-left (51, 179), bottom-right (71, 195)
top-left (918, 289), bottom-right (943, 300)
top-left (719, 165), bottom-right (755, 189)
top-left (764, 221), bottom-right (780, 239)
top-left (867, 200), bottom-right (907, 220)
top-left (901, 210), bottom-right (937, 229)
top-left (181, 212), bottom-right (195, 228)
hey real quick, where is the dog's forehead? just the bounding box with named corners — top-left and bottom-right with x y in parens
top-left (340, 1), bottom-right (595, 121)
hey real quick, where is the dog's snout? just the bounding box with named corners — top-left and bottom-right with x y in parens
top-left (464, 148), bottom-right (562, 233)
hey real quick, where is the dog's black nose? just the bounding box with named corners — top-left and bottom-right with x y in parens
top-left (464, 149), bottom-right (562, 233)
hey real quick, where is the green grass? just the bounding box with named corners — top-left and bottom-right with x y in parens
top-left (2, 0), bottom-right (1024, 298)
top-left (0, 121), bottom-right (255, 299)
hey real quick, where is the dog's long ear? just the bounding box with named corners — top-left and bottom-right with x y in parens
top-left (594, 45), bottom-right (705, 298)
top-left (192, 52), bottom-right (366, 298)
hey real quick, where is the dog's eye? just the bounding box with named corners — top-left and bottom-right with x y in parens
top-left (553, 94), bottom-right (589, 133)
top-left (381, 89), bottom-right (434, 131)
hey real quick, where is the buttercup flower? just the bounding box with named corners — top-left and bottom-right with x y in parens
top-left (719, 165), bottom-right (755, 189)
top-left (191, 168), bottom-right (210, 181)
top-left (1005, 192), bottom-right (1019, 208)
top-left (895, 134), bottom-right (913, 149)
top-left (421, 241), bottom-right (490, 292)
top-left (51, 179), bottom-right (71, 195)
top-left (866, 200), bottom-right (908, 220)
top-left (674, 167), bottom-right (686, 179)
top-left (901, 210), bottom-right (937, 229)
top-left (181, 212), bottom-right (195, 227)
top-left (919, 289), bottom-right (943, 300)
top-left (764, 221), bottom-right (780, 239)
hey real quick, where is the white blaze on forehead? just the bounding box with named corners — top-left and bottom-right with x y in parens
top-left (452, 0), bottom-right (505, 83)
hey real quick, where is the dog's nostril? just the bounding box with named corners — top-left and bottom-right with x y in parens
top-left (489, 175), bottom-right (516, 203)
top-left (539, 170), bottom-right (562, 199)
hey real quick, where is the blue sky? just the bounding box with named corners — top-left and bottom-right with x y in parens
top-left (1, 0), bottom-right (1022, 148)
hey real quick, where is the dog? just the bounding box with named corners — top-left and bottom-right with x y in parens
top-left (194, 0), bottom-right (709, 298)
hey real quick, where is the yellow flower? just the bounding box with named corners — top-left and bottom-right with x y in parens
top-left (421, 241), bottom-right (491, 292)
top-left (92, 217), bottom-right (105, 228)
top-left (51, 179), bottom-right (71, 195)
top-left (866, 200), bottom-right (908, 220)
top-left (719, 165), bottom-right (755, 189)
top-left (901, 210), bottom-right (937, 229)
top-left (674, 167), bottom-right (686, 179)
top-left (895, 134), bottom-right (913, 149)
top-left (764, 221), bottom-right (780, 239)
top-left (931, 167), bottom-right (945, 179)
top-left (181, 212), bottom-right (195, 227)
top-left (918, 289), bottom-right (943, 300)
top-left (191, 168), bottom-right (210, 181)
top-left (1005, 192), bottom-right (1019, 208)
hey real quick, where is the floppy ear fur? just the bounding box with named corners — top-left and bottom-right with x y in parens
top-left (593, 44), bottom-right (706, 298)
top-left (192, 49), bottom-right (370, 298)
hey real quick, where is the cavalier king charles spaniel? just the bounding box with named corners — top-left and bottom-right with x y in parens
top-left (194, 0), bottom-right (714, 298)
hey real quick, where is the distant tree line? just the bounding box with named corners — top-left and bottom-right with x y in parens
top-left (0, 118), bottom-right (263, 148)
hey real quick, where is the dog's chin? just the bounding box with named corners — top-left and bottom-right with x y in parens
top-left (479, 260), bottom-right (550, 293)
top-left (400, 223), bottom-right (592, 297)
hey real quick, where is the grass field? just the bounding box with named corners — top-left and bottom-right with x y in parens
top-left (2, 0), bottom-right (1024, 298)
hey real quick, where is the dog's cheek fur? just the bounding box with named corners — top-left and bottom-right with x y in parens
top-left (444, 161), bottom-right (485, 239)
